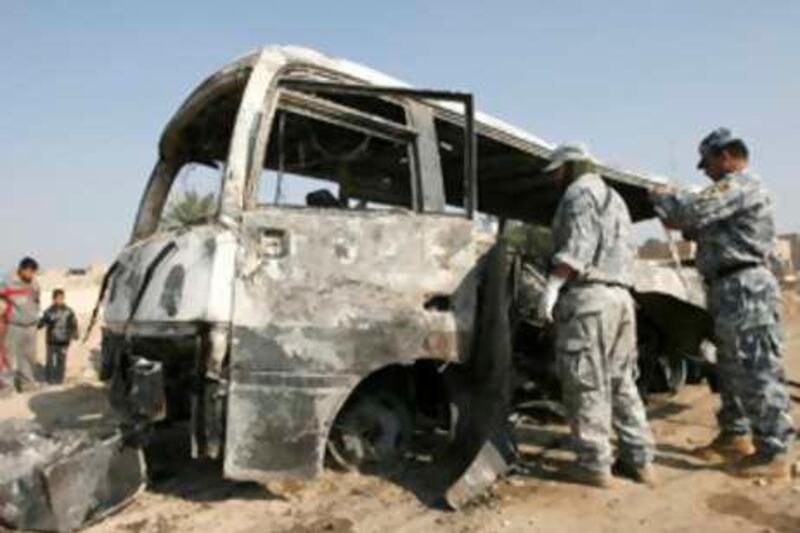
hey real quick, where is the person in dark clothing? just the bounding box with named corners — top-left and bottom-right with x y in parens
top-left (38, 289), bottom-right (78, 385)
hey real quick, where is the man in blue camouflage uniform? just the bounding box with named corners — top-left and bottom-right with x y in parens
top-left (539, 143), bottom-right (656, 488)
top-left (651, 128), bottom-right (794, 479)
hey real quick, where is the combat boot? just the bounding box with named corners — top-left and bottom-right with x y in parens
top-left (612, 460), bottom-right (658, 488)
top-left (564, 464), bottom-right (613, 488)
top-left (732, 452), bottom-right (791, 480)
top-left (692, 432), bottom-right (755, 462)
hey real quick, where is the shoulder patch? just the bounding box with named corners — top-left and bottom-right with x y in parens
top-left (700, 179), bottom-right (735, 197)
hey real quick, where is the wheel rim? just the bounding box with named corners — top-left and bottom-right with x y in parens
top-left (328, 393), bottom-right (412, 470)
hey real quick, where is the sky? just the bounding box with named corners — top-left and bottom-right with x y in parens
top-left (2, 1), bottom-right (799, 268)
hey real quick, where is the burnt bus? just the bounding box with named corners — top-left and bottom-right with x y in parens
top-left (98, 45), bottom-right (710, 506)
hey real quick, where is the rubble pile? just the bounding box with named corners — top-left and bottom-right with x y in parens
top-left (0, 419), bottom-right (145, 532)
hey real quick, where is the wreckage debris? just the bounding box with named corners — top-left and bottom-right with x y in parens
top-left (0, 419), bottom-right (145, 532)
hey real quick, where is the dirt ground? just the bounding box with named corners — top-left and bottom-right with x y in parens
top-left (3, 311), bottom-right (800, 532)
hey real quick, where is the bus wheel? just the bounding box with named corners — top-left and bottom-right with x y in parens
top-left (327, 389), bottom-right (413, 471)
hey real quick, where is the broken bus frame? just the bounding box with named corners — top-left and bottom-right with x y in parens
top-left (97, 46), bottom-right (710, 507)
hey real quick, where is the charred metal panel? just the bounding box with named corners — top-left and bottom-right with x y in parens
top-left (631, 260), bottom-right (707, 309)
top-left (120, 52), bottom-right (277, 331)
top-left (128, 357), bottom-right (167, 420)
top-left (513, 255), bottom-right (713, 388)
top-left (224, 207), bottom-right (491, 482)
top-left (234, 209), bottom-right (486, 369)
top-left (103, 226), bottom-right (237, 328)
top-left (632, 260), bottom-right (712, 356)
top-left (441, 243), bottom-right (514, 509)
top-left (159, 265), bottom-right (185, 317)
top-left (516, 258), bottom-right (708, 325)
top-left (407, 101), bottom-right (444, 212)
top-left (224, 373), bottom-right (355, 479)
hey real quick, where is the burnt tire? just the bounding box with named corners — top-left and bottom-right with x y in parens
top-left (637, 318), bottom-right (687, 395)
top-left (686, 359), bottom-right (705, 384)
top-left (656, 355), bottom-right (688, 394)
top-left (327, 389), bottom-right (413, 471)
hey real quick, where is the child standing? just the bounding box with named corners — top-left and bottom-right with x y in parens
top-left (38, 289), bottom-right (78, 385)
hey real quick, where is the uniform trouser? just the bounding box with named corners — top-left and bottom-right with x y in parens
top-left (45, 343), bottom-right (69, 384)
top-left (5, 323), bottom-right (38, 388)
top-left (710, 267), bottom-right (795, 455)
top-left (554, 284), bottom-right (655, 473)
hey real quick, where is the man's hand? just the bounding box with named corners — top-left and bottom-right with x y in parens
top-left (537, 270), bottom-right (568, 324)
top-left (537, 287), bottom-right (556, 324)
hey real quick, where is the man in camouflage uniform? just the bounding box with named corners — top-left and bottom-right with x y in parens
top-left (539, 143), bottom-right (656, 488)
top-left (651, 128), bottom-right (794, 478)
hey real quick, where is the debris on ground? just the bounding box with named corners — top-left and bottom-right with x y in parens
top-left (0, 418), bottom-right (145, 532)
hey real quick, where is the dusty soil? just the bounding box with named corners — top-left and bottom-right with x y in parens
top-left (4, 307), bottom-right (800, 532)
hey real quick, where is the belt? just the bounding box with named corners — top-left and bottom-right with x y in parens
top-left (7, 320), bottom-right (37, 328)
top-left (715, 262), bottom-right (761, 279)
top-left (567, 279), bottom-right (631, 290)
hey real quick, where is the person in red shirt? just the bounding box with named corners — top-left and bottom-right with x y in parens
top-left (0, 257), bottom-right (41, 392)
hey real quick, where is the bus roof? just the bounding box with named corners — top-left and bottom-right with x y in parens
top-left (164, 45), bottom-right (665, 223)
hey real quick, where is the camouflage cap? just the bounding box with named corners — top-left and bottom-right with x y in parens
top-left (543, 142), bottom-right (593, 172)
top-left (697, 127), bottom-right (742, 169)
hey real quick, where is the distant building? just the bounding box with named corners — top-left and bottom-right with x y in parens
top-left (779, 233), bottom-right (800, 273)
top-left (37, 264), bottom-right (107, 310)
top-left (773, 236), bottom-right (796, 284)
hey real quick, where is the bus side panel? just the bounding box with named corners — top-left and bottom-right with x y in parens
top-left (223, 208), bottom-right (485, 481)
